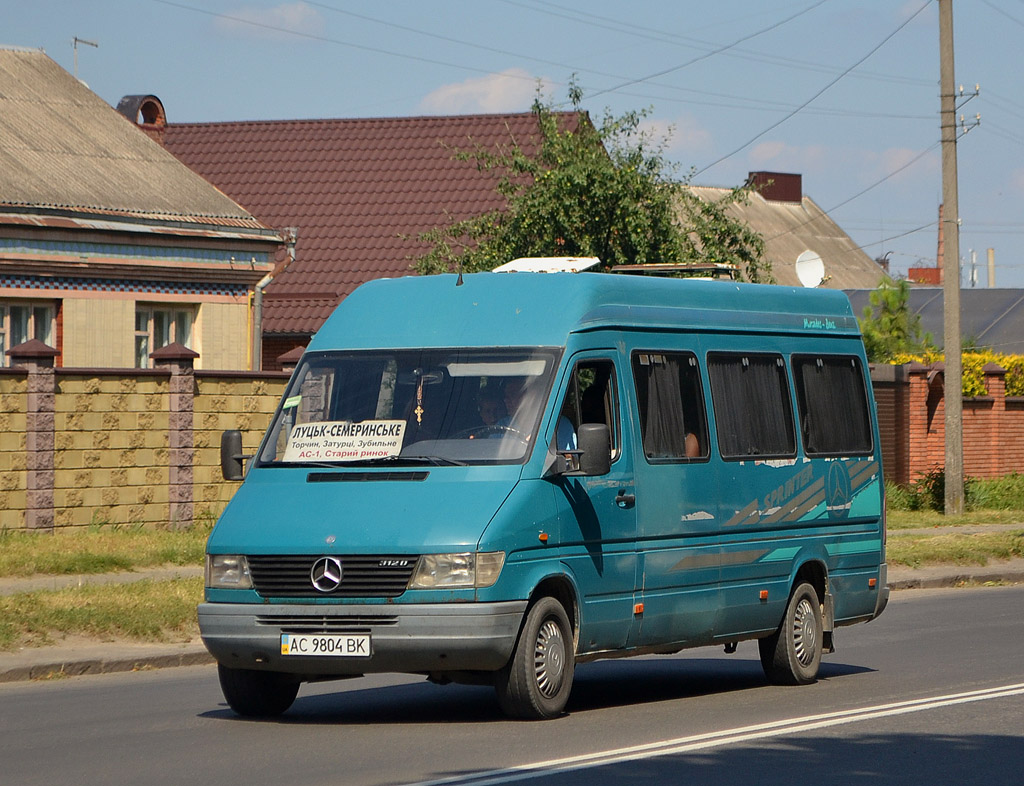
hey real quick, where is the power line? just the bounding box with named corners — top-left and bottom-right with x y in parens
top-left (762, 142), bottom-right (940, 244)
top-left (151, 0), bottom-right (546, 86)
top-left (980, 0), bottom-right (1024, 28)
top-left (582, 0), bottom-right (833, 101)
top-left (501, 0), bottom-right (932, 89)
top-left (301, 0), bottom-right (926, 122)
top-left (692, 0), bottom-right (932, 178)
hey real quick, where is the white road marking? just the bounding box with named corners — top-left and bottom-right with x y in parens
top-left (406, 682), bottom-right (1024, 786)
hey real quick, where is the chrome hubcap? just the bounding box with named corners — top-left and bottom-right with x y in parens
top-left (534, 619), bottom-right (565, 698)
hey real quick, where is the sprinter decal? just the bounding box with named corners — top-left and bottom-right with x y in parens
top-left (725, 458), bottom-right (880, 528)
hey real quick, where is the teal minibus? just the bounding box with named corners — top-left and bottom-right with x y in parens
top-left (200, 268), bottom-right (888, 719)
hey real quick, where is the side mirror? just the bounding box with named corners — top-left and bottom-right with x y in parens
top-left (220, 429), bottom-right (247, 481)
top-left (576, 423), bottom-right (611, 476)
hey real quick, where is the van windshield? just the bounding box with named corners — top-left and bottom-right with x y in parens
top-left (258, 347), bottom-right (561, 467)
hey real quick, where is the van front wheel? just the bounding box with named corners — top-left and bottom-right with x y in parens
top-left (217, 664), bottom-right (300, 717)
top-left (759, 582), bottom-right (822, 686)
top-left (495, 596), bottom-right (574, 720)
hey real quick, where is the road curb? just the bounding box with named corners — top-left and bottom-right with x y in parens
top-left (0, 644), bottom-right (213, 684)
top-left (889, 568), bottom-right (1024, 591)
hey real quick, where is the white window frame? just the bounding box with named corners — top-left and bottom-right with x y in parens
top-left (0, 300), bottom-right (56, 367)
top-left (135, 305), bottom-right (195, 368)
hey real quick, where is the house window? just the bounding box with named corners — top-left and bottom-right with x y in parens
top-left (135, 306), bottom-right (194, 368)
top-left (0, 301), bottom-right (55, 367)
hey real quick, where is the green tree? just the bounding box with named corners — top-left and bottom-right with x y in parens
top-left (858, 278), bottom-right (934, 362)
top-left (415, 85), bottom-right (770, 282)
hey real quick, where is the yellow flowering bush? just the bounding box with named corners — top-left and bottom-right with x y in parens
top-left (884, 352), bottom-right (1024, 397)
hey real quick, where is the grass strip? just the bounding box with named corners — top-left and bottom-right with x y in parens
top-left (887, 530), bottom-right (1024, 568)
top-left (0, 527), bottom-right (208, 578)
top-left (0, 577), bottom-right (202, 651)
top-left (887, 509), bottom-right (1024, 530)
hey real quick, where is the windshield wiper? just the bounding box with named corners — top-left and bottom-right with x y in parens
top-left (403, 454), bottom-right (467, 467)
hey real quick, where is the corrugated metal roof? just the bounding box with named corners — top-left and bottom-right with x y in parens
top-left (0, 47), bottom-right (267, 228)
top-left (164, 113), bottom-right (566, 335)
top-left (688, 185), bottom-right (887, 290)
top-left (845, 287), bottom-right (1024, 354)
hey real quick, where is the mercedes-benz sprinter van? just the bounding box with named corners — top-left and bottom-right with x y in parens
top-left (200, 268), bottom-right (887, 719)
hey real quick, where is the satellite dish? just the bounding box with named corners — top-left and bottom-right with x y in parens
top-left (795, 250), bottom-right (825, 287)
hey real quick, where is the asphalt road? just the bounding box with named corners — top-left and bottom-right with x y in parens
top-left (1, 585), bottom-right (1022, 786)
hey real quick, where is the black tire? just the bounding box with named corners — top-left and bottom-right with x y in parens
top-left (495, 596), bottom-right (574, 720)
top-left (217, 664), bottom-right (300, 717)
top-left (759, 582), bottom-right (823, 686)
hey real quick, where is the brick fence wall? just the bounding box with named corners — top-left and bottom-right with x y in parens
top-left (871, 361), bottom-right (1024, 486)
top-left (0, 341), bottom-right (289, 533)
top-left (4, 352), bottom-right (1022, 532)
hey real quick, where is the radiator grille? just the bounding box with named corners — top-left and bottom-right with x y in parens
top-left (246, 555), bottom-right (417, 598)
top-left (256, 614), bottom-right (399, 634)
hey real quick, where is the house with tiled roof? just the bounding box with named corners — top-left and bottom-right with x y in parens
top-left (161, 110), bottom-right (565, 369)
top-left (688, 172), bottom-right (887, 290)
top-left (0, 47), bottom-right (283, 370)
top-left (156, 109), bottom-right (882, 368)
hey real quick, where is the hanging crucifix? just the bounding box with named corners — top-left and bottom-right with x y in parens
top-left (414, 371), bottom-right (425, 425)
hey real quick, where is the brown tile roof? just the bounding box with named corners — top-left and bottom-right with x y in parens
top-left (0, 48), bottom-right (268, 231)
top-left (164, 113), bottom-right (565, 336)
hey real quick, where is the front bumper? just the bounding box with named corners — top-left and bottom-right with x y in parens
top-left (198, 600), bottom-right (528, 676)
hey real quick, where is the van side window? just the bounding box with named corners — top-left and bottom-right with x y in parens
top-left (792, 355), bottom-right (873, 456)
top-left (708, 353), bottom-right (795, 460)
top-left (559, 360), bottom-right (619, 457)
top-left (632, 352), bottom-right (708, 461)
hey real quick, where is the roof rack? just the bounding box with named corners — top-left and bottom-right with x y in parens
top-left (612, 262), bottom-right (738, 280)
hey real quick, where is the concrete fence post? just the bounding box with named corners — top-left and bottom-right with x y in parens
top-left (7, 339), bottom-right (59, 532)
top-left (152, 343), bottom-right (199, 529)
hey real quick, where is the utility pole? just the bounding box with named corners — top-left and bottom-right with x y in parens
top-left (939, 0), bottom-right (964, 515)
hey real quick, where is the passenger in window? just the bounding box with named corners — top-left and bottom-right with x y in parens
top-left (476, 385), bottom-right (506, 427)
top-left (555, 398), bottom-right (577, 451)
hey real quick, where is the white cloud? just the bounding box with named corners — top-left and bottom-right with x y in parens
top-left (641, 115), bottom-right (713, 158)
top-left (419, 69), bottom-right (549, 114)
top-left (216, 2), bottom-right (325, 40)
top-left (745, 142), bottom-right (936, 191)
top-left (1010, 168), bottom-right (1024, 194)
top-left (748, 141), bottom-right (829, 174)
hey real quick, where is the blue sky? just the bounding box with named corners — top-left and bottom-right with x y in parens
top-left (5, 0), bottom-right (1024, 287)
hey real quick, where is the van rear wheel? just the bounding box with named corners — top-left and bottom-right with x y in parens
top-left (495, 596), bottom-right (574, 720)
top-left (759, 582), bottom-right (822, 685)
top-left (218, 664), bottom-right (300, 717)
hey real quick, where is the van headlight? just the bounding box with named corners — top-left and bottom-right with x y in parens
top-left (409, 552), bottom-right (505, 589)
top-left (206, 554), bottom-right (253, 589)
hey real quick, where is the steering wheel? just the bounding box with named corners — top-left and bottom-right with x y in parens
top-left (457, 424), bottom-right (529, 443)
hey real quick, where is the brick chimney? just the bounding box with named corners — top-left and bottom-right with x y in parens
top-left (748, 171), bottom-right (802, 203)
top-left (116, 94), bottom-right (167, 145)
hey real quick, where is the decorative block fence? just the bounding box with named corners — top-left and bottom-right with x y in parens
top-left (1, 341), bottom-right (289, 533)
top-left (871, 361), bottom-right (1024, 486)
top-left (3, 349), bottom-right (1023, 533)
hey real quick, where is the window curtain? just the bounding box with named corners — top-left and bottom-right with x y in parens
top-left (796, 358), bottom-right (871, 454)
top-left (709, 355), bottom-right (794, 458)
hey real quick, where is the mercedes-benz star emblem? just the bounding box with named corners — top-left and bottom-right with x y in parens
top-left (310, 556), bottom-right (343, 593)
